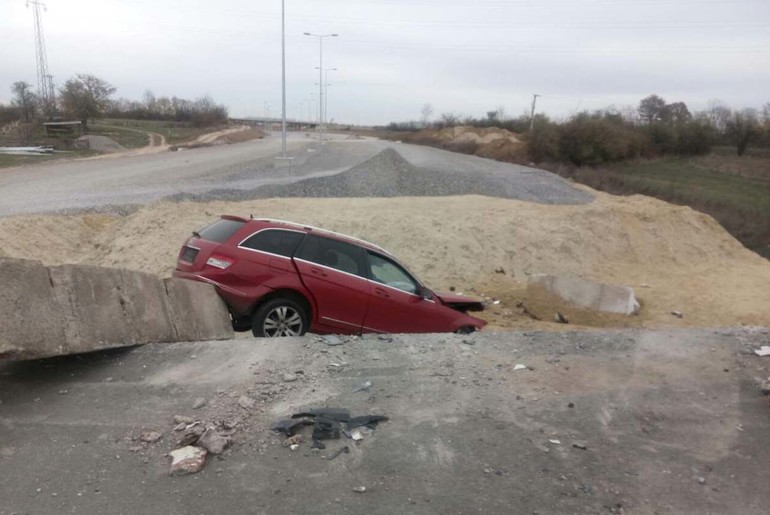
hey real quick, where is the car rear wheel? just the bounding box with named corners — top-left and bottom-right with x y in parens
top-left (252, 298), bottom-right (308, 338)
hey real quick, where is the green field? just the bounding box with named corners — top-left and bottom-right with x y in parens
top-left (578, 154), bottom-right (770, 254)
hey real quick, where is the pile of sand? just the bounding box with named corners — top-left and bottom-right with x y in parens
top-left (435, 126), bottom-right (521, 145)
top-left (2, 190), bottom-right (769, 330)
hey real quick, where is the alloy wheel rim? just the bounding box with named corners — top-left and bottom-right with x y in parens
top-left (263, 306), bottom-right (303, 337)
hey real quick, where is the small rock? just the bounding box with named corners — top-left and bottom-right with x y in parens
top-left (494, 267), bottom-right (506, 275)
top-left (572, 442), bottom-right (587, 450)
top-left (283, 373), bottom-right (298, 383)
top-left (555, 312), bottom-right (569, 324)
top-left (548, 439), bottom-right (561, 445)
top-left (671, 311), bottom-right (684, 319)
top-left (323, 335), bottom-right (344, 346)
top-left (196, 427), bottom-right (230, 455)
top-left (697, 477), bottom-right (706, 485)
top-left (283, 435), bottom-right (302, 447)
top-left (169, 446), bottom-right (207, 476)
top-left (760, 380), bottom-right (770, 396)
top-left (567, 402), bottom-right (575, 408)
top-left (238, 395), bottom-right (256, 409)
top-left (139, 430), bottom-right (162, 444)
top-left (352, 486), bottom-right (366, 493)
top-left (290, 444), bottom-right (299, 451)
top-left (58, 389), bottom-right (68, 395)
top-left (351, 430), bottom-right (363, 441)
top-left (192, 398), bottom-right (207, 410)
top-left (513, 364), bottom-right (527, 371)
top-left (462, 339), bottom-right (475, 346)
top-left (173, 415), bottom-right (194, 425)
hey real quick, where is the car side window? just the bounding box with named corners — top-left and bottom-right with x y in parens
top-left (240, 229), bottom-right (304, 257)
top-left (295, 235), bottom-right (365, 277)
top-left (367, 252), bottom-right (419, 294)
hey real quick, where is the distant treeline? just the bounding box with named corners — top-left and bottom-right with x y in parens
top-left (385, 95), bottom-right (770, 164)
top-left (1, 74), bottom-right (228, 129)
top-left (106, 91), bottom-right (228, 127)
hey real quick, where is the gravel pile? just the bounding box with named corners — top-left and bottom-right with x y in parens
top-left (173, 147), bottom-right (592, 205)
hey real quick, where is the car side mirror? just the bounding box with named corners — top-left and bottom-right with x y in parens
top-left (418, 286), bottom-right (432, 300)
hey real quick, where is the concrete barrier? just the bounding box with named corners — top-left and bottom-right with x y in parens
top-left (527, 274), bottom-right (640, 316)
top-left (0, 258), bottom-right (233, 361)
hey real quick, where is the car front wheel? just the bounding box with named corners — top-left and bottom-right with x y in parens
top-left (252, 298), bottom-right (308, 338)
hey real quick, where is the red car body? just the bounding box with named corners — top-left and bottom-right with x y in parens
top-left (172, 216), bottom-right (487, 336)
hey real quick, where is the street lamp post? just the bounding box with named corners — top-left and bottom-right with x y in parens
top-left (280, 0), bottom-right (287, 158)
top-left (315, 67), bottom-right (337, 131)
top-left (303, 32), bottom-right (338, 142)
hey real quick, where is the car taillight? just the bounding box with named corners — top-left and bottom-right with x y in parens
top-left (206, 255), bottom-right (235, 269)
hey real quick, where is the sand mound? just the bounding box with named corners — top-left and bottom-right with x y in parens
top-left (1, 191), bottom-right (768, 330)
top-left (435, 126), bottom-right (521, 145)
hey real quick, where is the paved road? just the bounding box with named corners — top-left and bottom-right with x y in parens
top-left (1, 328), bottom-right (768, 514)
top-left (0, 132), bottom-right (590, 217)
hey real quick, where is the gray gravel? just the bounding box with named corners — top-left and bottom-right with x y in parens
top-left (170, 145), bottom-right (593, 205)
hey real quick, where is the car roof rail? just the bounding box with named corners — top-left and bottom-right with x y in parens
top-left (252, 218), bottom-right (391, 255)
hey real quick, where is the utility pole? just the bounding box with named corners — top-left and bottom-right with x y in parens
top-left (315, 67), bottom-right (337, 131)
top-left (27, 0), bottom-right (54, 116)
top-left (304, 32), bottom-right (338, 142)
top-left (529, 93), bottom-right (541, 132)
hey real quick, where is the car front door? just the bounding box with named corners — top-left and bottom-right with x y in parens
top-left (362, 251), bottom-right (457, 333)
top-left (293, 235), bottom-right (370, 333)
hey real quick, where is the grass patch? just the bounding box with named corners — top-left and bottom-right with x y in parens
top-left (89, 124), bottom-right (149, 148)
top-left (0, 150), bottom-right (99, 169)
top-left (98, 119), bottom-right (223, 145)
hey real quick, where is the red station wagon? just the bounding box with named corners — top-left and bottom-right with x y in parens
top-left (172, 216), bottom-right (487, 337)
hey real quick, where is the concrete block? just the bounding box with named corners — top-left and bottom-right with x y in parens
top-left (0, 258), bottom-right (66, 360)
top-left (49, 265), bottom-right (175, 354)
top-left (527, 274), bottom-right (640, 315)
top-left (1, 260), bottom-right (233, 361)
top-left (162, 278), bottom-right (233, 342)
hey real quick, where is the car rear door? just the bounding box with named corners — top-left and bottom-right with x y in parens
top-left (293, 235), bottom-right (370, 333)
top-left (362, 251), bottom-right (457, 333)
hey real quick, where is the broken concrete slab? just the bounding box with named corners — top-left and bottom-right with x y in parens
top-left (527, 274), bottom-right (641, 316)
top-left (163, 278), bottom-right (233, 341)
top-left (169, 446), bottom-right (207, 475)
top-left (0, 258), bottom-right (67, 360)
top-left (0, 258), bottom-right (233, 361)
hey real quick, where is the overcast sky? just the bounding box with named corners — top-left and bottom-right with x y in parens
top-left (1, 0), bottom-right (769, 125)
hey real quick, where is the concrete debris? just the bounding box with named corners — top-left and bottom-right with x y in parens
top-left (753, 346), bottom-right (770, 357)
top-left (352, 486), bottom-right (366, 493)
top-left (513, 364), bottom-right (527, 371)
top-left (192, 398), bottom-right (207, 409)
top-left (139, 430), bottom-right (162, 444)
top-left (238, 395), bottom-right (255, 409)
top-left (169, 446), bottom-right (207, 476)
top-left (350, 430), bottom-right (364, 441)
top-left (283, 435), bottom-right (303, 447)
top-left (322, 335), bottom-right (344, 346)
top-left (196, 427), bottom-right (230, 455)
top-left (353, 380), bottom-right (372, 392)
top-left (527, 274), bottom-right (641, 316)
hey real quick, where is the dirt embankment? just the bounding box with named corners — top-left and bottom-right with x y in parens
top-left (382, 126), bottom-right (527, 163)
top-left (2, 190), bottom-right (769, 331)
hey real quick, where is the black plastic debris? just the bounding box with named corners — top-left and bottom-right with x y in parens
top-left (271, 419), bottom-right (314, 436)
top-left (347, 415), bottom-right (389, 430)
top-left (326, 446), bottom-right (350, 460)
top-left (273, 408), bottom-right (388, 453)
top-left (291, 408), bottom-right (350, 422)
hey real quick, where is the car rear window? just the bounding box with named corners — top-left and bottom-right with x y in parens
top-left (240, 229), bottom-right (304, 257)
top-left (197, 219), bottom-right (245, 243)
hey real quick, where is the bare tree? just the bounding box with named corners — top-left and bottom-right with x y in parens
top-left (726, 108), bottom-right (760, 156)
top-left (666, 102), bottom-right (691, 124)
top-left (420, 103), bottom-right (434, 128)
top-left (703, 99), bottom-right (732, 134)
top-left (11, 81), bottom-right (37, 122)
top-left (59, 74), bottom-right (116, 127)
top-left (638, 94), bottom-right (667, 124)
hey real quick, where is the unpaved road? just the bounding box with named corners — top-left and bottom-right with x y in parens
top-left (1, 329), bottom-right (769, 514)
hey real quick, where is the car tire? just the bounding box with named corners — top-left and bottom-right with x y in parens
top-left (252, 298), bottom-right (308, 338)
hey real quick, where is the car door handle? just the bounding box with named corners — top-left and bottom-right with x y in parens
top-left (310, 267), bottom-right (328, 277)
top-left (374, 287), bottom-right (390, 298)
